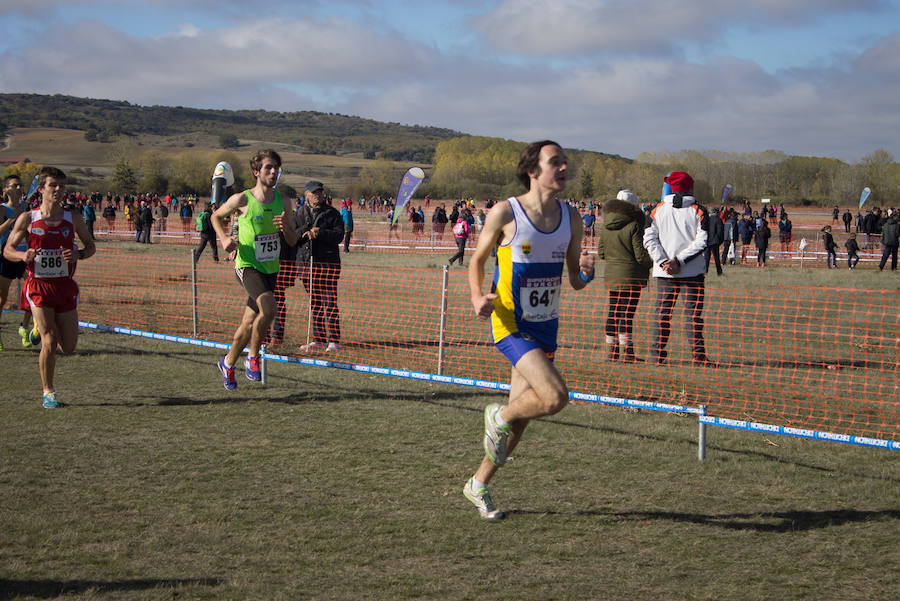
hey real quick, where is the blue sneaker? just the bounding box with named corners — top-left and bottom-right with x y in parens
top-left (42, 390), bottom-right (59, 409)
top-left (244, 356), bottom-right (261, 381)
top-left (218, 358), bottom-right (237, 390)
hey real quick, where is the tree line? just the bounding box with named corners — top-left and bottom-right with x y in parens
top-left (426, 139), bottom-right (899, 207)
top-left (5, 136), bottom-right (897, 207)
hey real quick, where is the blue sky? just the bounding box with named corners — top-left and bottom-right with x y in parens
top-left (1, 0), bottom-right (898, 162)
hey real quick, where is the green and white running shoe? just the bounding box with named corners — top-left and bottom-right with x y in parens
top-left (42, 390), bottom-right (59, 409)
top-left (483, 403), bottom-right (511, 466)
top-left (463, 477), bottom-right (504, 520)
top-left (19, 326), bottom-right (31, 348)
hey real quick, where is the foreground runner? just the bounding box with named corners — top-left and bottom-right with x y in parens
top-left (3, 167), bottom-right (95, 408)
top-left (1, 175), bottom-right (34, 350)
top-left (211, 149), bottom-right (296, 390)
top-left (463, 140), bottom-right (595, 519)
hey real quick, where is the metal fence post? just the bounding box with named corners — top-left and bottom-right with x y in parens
top-left (698, 404), bottom-right (707, 461)
top-left (191, 250), bottom-right (198, 337)
top-left (437, 264), bottom-right (449, 375)
top-left (305, 256), bottom-right (313, 346)
top-left (260, 343), bottom-right (268, 387)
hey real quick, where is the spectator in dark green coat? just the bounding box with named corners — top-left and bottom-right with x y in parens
top-left (597, 190), bottom-right (652, 362)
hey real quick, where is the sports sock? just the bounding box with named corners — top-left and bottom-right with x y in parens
top-left (471, 477), bottom-right (486, 490)
top-left (495, 407), bottom-right (510, 428)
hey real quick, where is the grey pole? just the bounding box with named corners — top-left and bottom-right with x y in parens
top-left (190, 250), bottom-right (198, 337)
top-left (437, 264), bottom-right (449, 375)
top-left (305, 256), bottom-right (313, 346)
top-left (698, 404), bottom-right (707, 461)
top-left (260, 344), bottom-right (268, 387)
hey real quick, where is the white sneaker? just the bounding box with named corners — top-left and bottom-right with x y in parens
top-left (483, 403), bottom-right (511, 466)
top-left (325, 342), bottom-right (341, 352)
top-left (463, 478), bottom-right (503, 519)
top-left (300, 341), bottom-right (324, 353)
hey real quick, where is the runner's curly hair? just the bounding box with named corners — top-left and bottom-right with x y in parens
top-left (516, 140), bottom-right (560, 190)
top-left (249, 149), bottom-right (282, 174)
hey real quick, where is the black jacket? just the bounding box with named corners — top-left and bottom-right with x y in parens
top-left (707, 213), bottom-right (724, 246)
top-left (754, 223), bottom-right (771, 249)
top-left (294, 203), bottom-right (343, 264)
top-left (863, 212), bottom-right (879, 234)
top-left (139, 206), bottom-right (153, 228)
top-left (881, 217), bottom-right (899, 247)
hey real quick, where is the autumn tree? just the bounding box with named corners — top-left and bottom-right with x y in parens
top-left (859, 149), bottom-right (897, 205)
top-left (138, 150), bottom-right (171, 194)
top-left (111, 159), bottom-right (138, 194)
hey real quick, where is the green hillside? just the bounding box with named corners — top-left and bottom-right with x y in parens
top-left (0, 93), bottom-right (462, 163)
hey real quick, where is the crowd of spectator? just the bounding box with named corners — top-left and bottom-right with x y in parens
top-left (15, 184), bottom-right (899, 273)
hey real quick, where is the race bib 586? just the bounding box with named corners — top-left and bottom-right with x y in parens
top-left (34, 249), bottom-right (67, 278)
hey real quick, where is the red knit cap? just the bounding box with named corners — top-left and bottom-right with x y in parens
top-left (665, 171), bottom-right (694, 193)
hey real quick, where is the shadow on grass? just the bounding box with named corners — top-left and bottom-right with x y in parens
top-left (73, 381), bottom-right (479, 408)
top-left (422, 398), bottom-right (900, 484)
top-left (736, 359), bottom-right (895, 371)
top-left (0, 576), bottom-right (222, 600)
top-left (504, 508), bottom-right (900, 532)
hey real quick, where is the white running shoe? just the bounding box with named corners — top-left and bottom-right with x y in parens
top-left (325, 342), bottom-right (341, 352)
top-left (483, 403), bottom-right (511, 466)
top-left (463, 478), bottom-right (504, 520)
top-left (300, 341), bottom-right (324, 353)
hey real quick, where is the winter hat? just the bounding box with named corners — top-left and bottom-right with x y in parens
top-left (616, 189), bottom-right (640, 206)
top-left (665, 171), bottom-right (694, 193)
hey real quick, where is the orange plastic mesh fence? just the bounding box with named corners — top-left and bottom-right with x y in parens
top-left (9, 247), bottom-right (897, 443)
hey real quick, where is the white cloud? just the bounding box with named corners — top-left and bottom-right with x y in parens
top-left (856, 31), bottom-right (900, 72)
top-left (0, 3), bottom-right (897, 162)
top-left (0, 17), bottom-right (436, 102)
top-left (473, 0), bottom-right (882, 57)
top-left (165, 24), bottom-right (202, 39)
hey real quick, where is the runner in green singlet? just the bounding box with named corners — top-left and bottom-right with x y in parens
top-left (211, 149), bottom-right (297, 390)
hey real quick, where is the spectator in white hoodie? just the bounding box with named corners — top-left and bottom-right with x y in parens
top-left (642, 171), bottom-right (714, 366)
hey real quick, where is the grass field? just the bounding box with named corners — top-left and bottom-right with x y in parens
top-left (2, 329), bottom-right (899, 600)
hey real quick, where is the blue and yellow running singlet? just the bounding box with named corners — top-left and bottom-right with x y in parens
top-left (490, 197), bottom-right (571, 352)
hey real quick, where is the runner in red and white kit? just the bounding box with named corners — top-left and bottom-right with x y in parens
top-left (3, 167), bottom-right (95, 408)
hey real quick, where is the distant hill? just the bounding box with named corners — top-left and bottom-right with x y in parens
top-left (0, 93), bottom-right (464, 163)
